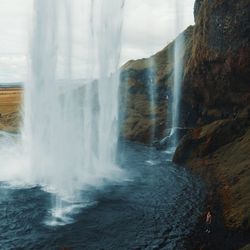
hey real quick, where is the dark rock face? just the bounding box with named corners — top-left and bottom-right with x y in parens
top-left (119, 27), bottom-right (194, 144)
top-left (194, 0), bottom-right (250, 51)
top-left (181, 0), bottom-right (250, 127)
top-left (193, 0), bottom-right (205, 21)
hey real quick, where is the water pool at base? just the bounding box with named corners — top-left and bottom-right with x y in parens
top-left (0, 141), bottom-right (205, 250)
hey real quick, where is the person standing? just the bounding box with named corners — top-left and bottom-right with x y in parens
top-left (205, 209), bottom-right (212, 233)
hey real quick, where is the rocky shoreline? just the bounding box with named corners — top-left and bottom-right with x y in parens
top-left (173, 118), bottom-right (250, 249)
top-left (184, 187), bottom-right (250, 250)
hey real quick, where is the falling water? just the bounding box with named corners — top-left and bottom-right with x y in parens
top-left (170, 0), bottom-right (184, 148)
top-left (20, 0), bottom-right (126, 223)
top-left (146, 58), bottom-right (157, 165)
top-left (148, 58), bottom-right (156, 144)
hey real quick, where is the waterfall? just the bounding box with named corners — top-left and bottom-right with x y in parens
top-left (170, 0), bottom-right (184, 148)
top-left (18, 0), bottom-right (126, 223)
top-left (148, 58), bottom-right (156, 145)
top-left (146, 58), bottom-right (157, 165)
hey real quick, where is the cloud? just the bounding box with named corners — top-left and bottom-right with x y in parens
top-left (121, 0), bottom-right (195, 64)
top-left (0, 0), bottom-right (195, 82)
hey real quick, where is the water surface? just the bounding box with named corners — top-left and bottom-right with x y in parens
top-left (0, 141), bottom-right (204, 250)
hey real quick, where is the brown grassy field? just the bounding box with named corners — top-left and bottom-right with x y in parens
top-left (0, 88), bottom-right (22, 132)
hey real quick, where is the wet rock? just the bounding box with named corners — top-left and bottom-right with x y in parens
top-left (173, 118), bottom-right (249, 163)
top-left (119, 26), bottom-right (194, 144)
top-left (181, 0), bottom-right (250, 127)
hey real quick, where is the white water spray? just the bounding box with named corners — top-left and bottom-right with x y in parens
top-left (148, 58), bottom-right (156, 144)
top-left (146, 58), bottom-right (157, 165)
top-left (0, 0), bottom-right (126, 224)
top-left (170, 0), bottom-right (184, 148)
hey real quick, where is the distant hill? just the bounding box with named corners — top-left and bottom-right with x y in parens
top-left (0, 82), bottom-right (23, 88)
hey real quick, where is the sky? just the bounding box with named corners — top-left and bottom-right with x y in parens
top-left (0, 0), bottom-right (195, 83)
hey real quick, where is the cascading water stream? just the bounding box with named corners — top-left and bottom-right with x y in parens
top-left (148, 58), bottom-right (156, 144)
top-left (146, 58), bottom-right (157, 165)
top-left (92, 0), bottom-right (125, 175)
top-left (170, 0), bottom-right (184, 149)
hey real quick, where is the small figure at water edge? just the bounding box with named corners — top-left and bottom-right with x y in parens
top-left (205, 208), bottom-right (212, 233)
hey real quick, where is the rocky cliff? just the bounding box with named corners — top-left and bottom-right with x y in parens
top-left (175, 0), bottom-right (250, 249)
top-left (120, 0), bottom-right (250, 248)
top-left (181, 0), bottom-right (250, 127)
top-left (120, 0), bottom-right (250, 143)
top-left (119, 26), bottom-right (194, 144)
